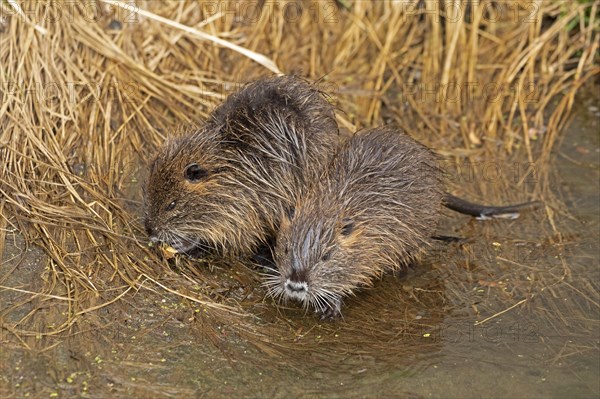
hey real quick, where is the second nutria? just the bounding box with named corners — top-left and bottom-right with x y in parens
top-left (144, 75), bottom-right (338, 257)
top-left (265, 126), bottom-right (539, 319)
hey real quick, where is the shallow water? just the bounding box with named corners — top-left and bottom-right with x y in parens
top-left (1, 88), bottom-right (598, 398)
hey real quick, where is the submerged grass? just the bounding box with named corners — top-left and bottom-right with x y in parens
top-left (0, 0), bottom-right (598, 369)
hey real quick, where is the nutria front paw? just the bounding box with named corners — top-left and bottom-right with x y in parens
top-left (317, 299), bottom-right (342, 320)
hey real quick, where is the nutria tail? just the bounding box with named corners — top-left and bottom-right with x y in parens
top-left (443, 193), bottom-right (542, 219)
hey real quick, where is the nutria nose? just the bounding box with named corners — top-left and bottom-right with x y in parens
top-left (285, 280), bottom-right (307, 293)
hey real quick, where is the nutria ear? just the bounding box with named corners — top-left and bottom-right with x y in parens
top-left (184, 163), bottom-right (208, 182)
top-left (284, 206), bottom-right (295, 221)
top-left (148, 157), bottom-right (157, 174)
top-left (340, 218), bottom-right (354, 236)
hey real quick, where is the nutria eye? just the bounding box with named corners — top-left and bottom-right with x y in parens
top-left (341, 218), bottom-right (354, 236)
top-left (321, 250), bottom-right (332, 262)
top-left (165, 201), bottom-right (177, 211)
top-left (184, 163), bottom-right (208, 182)
top-left (285, 206), bottom-right (295, 220)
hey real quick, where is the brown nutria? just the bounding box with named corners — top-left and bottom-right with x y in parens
top-left (143, 75), bottom-right (338, 257)
top-left (265, 126), bottom-right (539, 319)
top-left (265, 126), bottom-right (444, 318)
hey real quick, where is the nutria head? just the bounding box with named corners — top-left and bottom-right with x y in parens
top-left (266, 202), bottom-right (381, 319)
top-left (143, 127), bottom-right (265, 256)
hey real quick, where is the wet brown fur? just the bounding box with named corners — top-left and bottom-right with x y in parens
top-left (267, 126), bottom-right (444, 318)
top-left (144, 75), bottom-right (338, 257)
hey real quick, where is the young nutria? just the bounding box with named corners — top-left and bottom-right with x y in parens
top-left (265, 126), bottom-right (539, 319)
top-left (144, 75), bottom-right (338, 257)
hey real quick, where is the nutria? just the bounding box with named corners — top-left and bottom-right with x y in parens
top-left (144, 75), bottom-right (338, 257)
top-left (265, 126), bottom-right (539, 319)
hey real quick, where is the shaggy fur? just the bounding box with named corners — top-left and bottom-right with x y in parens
top-left (266, 127), bottom-right (445, 318)
top-left (144, 75), bottom-right (338, 257)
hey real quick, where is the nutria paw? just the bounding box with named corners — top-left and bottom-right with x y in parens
top-left (317, 300), bottom-right (343, 320)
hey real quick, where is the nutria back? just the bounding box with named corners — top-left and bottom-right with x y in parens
top-left (144, 75), bottom-right (338, 257)
top-left (267, 126), bottom-right (444, 318)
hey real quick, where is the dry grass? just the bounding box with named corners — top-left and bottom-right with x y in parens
top-left (0, 0), bottom-right (598, 367)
